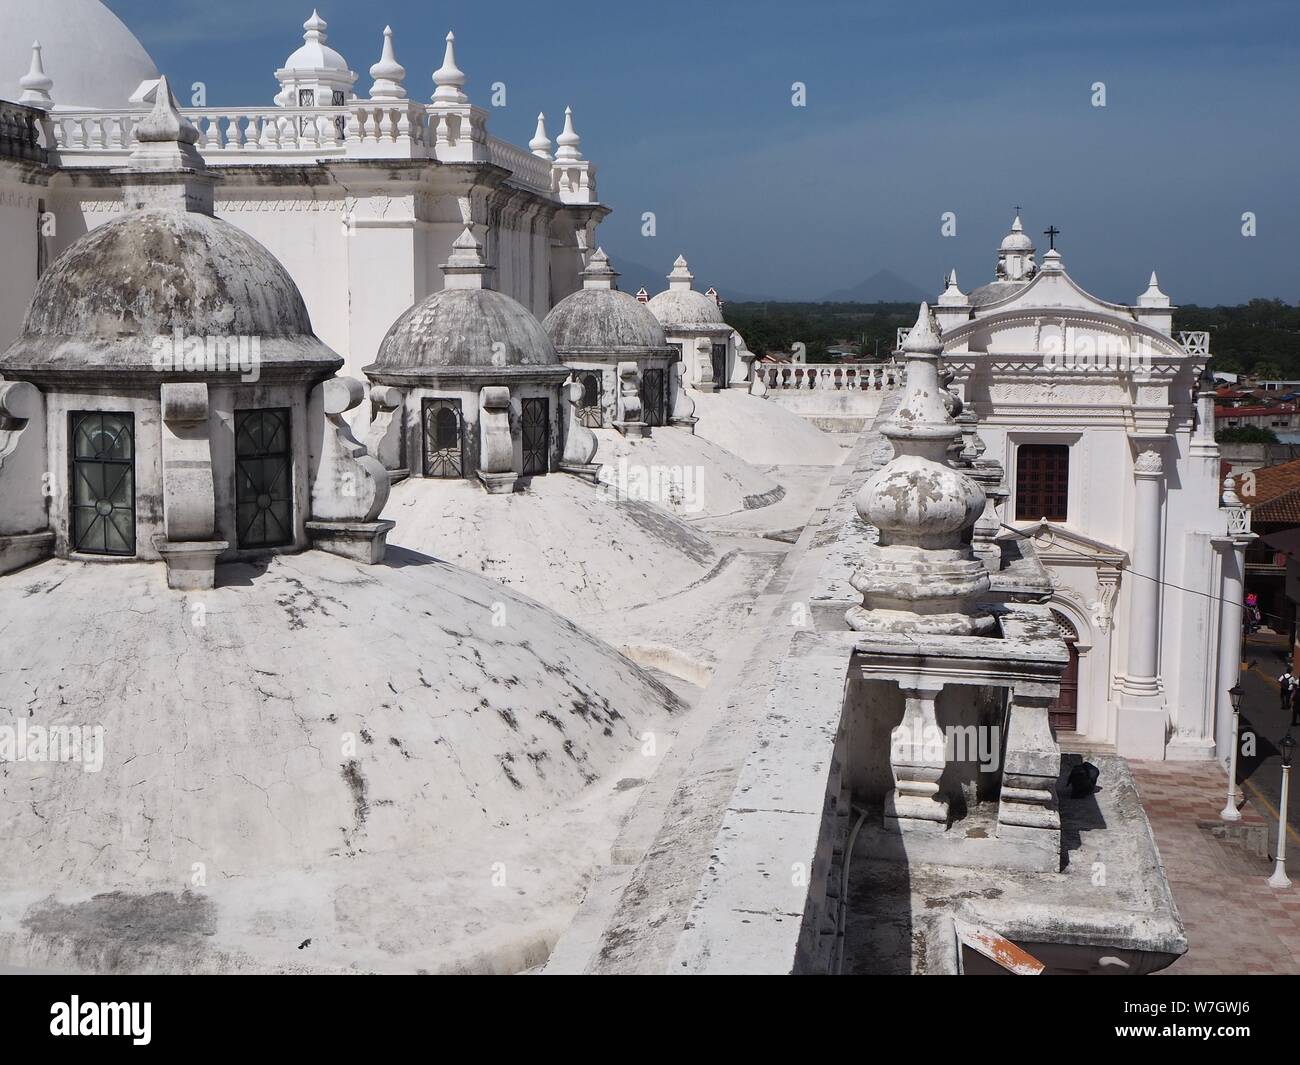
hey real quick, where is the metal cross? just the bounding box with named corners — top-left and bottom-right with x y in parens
top-left (1043, 225), bottom-right (1060, 250)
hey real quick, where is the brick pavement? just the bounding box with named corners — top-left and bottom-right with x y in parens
top-left (1130, 759), bottom-right (1300, 975)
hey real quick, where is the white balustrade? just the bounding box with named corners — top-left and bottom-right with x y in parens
top-left (487, 136), bottom-right (553, 193)
top-left (756, 364), bottom-right (902, 391)
top-left (1178, 331), bottom-right (1210, 355)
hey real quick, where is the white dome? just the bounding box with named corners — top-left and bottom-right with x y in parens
top-left (280, 10), bottom-right (351, 76)
top-left (646, 289), bottom-right (728, 331)
top-left (999, 215), bottom-right (1035, 253)
top-left (0, 0), bottom-right (158, 110)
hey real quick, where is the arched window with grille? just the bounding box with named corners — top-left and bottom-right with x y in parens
top-left (578, 372), bottom-right (602, 428)
top-left (70, 411), bottom-right (135, 556)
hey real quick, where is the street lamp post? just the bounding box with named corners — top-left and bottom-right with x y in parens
top-left (1268, 732), bottom-right (1296, 889)
top-left (1221, 684), bottom-right (1244, 822)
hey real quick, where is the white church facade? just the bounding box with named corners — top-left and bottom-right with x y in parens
top-left (926, 218), bottom-right (1248, 761)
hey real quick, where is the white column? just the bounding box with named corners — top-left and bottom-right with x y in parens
top-left (1116, 442), bottom-right (1167, 757)
top-left (1215, 537), bottom-right (1249, 765)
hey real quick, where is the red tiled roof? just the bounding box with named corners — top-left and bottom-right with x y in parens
top-left (1240, 458), bottom-right (1300, 524)
top-left (1216, 406), bottom-right (1296, 419)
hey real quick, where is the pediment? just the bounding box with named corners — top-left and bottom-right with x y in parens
top-left (999, 520), bottom-right (1128, 566)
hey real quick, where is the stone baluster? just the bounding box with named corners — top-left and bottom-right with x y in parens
top-left (885, 685), bottom-right (949, 834)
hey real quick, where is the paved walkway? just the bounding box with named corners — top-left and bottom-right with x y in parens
top-left (1130, 759), bottom-right (1300, 974)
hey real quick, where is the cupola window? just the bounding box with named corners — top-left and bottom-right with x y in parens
top-left (520, 397), bottom-right (550, 476)
top-left (641, 368), bottom-right (665, 427)
top-left (235, 408), bottom-right (294, 548)
top-left (422, 398), bottom-right (464, 477)
top-left (70, 411), bottom-right (136, 556)
top-left (578, 372), bottom-right (602, 428)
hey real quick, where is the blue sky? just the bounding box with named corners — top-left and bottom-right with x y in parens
top-left (113, 0), bottom-right (1299, 305)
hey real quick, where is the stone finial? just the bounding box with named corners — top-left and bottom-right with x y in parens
top-left (432, 30), bottom-right (468, 105)
top-left (1222, 474), bottom-right (1242, 507)
top-left (846, 303), bottom-right (993, 636)
top-left (529, 112), bottom-right (552, 158)
top-left (369, 26), bottom-right (408, 101)
top-left (17, 41), bottom-right (54, 108)
top-left (1040, 247), bottom-right (1063, 274)
top-left (635, 287), bottom-right (649, 303)
top-left (555, 106), bottom-right (582, 162)
top-left (1137, 270), bottom-right (1170, 308)
top-left (938, 269), bottom-right (967, 307)
top-left (135, 75), bottom-right (200, 147)
top-left (118, 76), bottom-right (214, 214)
top-left (441, 225), bottom-right (492, 290)
top-left (304, 8), bottom-right (327, 42)
top-left (581, 247), bottom-right (618, 290)
top-left (705, 286), bottom-right (721, 306)
top-left (667, 254), bottom-right (694, 292)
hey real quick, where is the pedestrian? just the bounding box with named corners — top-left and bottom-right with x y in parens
top-left (1280, 668), bottom-right (1297, 713)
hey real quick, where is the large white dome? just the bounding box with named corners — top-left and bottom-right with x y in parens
top-left (0, 0), bottom-right (159, 110)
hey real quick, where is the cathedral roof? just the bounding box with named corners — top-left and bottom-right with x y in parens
top-left (967, 280), bottom-right (1029, 307)
top-left (371, 288), bottom-right (559, 374)
top-left (645, 288), bottom-right (728, 330)
top-left (543, 251), bottom-right (672, 357)
top-left (0, 548), bottom-right (685, 971)
top-left (370, 228), bottom-right (560, 376)
top-left (645, 255), bottom-right (729, 332)
top-left (0, 0), bottom-right (159, 109)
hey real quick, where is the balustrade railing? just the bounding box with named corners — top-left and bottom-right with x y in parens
top-left (43, 102), bottom-right (554, 194)
top-left (757, 364), bottom-right (902, 391)
top-left (486, 135), bottom-right (552, 192)
top-left (1178, 331), bottom-right (1210, 355)
top-left (0, 100), bottom-right (46, 163)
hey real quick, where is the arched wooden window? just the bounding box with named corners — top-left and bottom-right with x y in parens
top-left (1016, 443), bottom-right (1069, 522)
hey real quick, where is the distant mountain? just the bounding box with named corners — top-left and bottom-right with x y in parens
top-left (823, 269), bottom-right (930, 304)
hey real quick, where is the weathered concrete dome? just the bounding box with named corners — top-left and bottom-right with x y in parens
top-left (0, 549), bottom-right (684, 973)
top-left (0, 208), bottom-right (340, 376)
top-left (646, 288), bottom-right (727, 331)
top-left (543, 288), bottom-right (672, 357)
top-left (371, 288), bottom-right (558, 372)
top-left (0, 0), bottom-right (158, 109)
